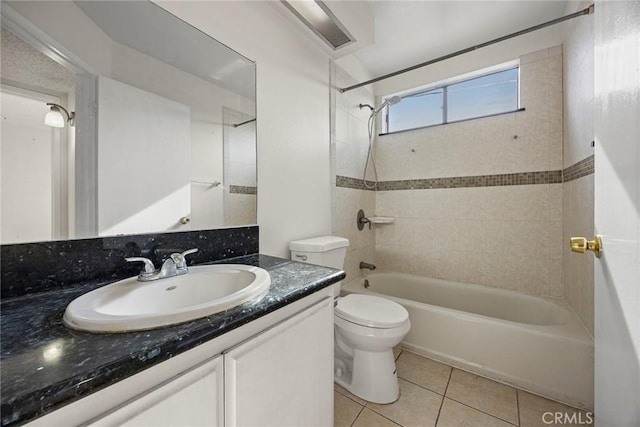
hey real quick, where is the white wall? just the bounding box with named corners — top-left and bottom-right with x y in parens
top-left (97, 76), bottom-right (191, 236)
top-left (338, 20), bottom-right (567, 98)
top-left (0, 92), bottom-right (53, 243)
top-left (156, 1), bottom-right (332, 257)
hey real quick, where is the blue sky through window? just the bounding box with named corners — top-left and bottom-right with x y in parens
top-left (386, 67), bottom-right (518, 133)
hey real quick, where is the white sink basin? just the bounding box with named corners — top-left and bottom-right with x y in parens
top-left (63, 264), bottom-right (270, 333)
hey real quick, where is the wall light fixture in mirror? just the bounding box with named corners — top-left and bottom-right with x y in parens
top-left (0, 1), bottom-right (257, 244)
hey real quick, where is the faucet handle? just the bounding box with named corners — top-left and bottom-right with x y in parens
top-left (125, 257), bottom-right (156, 278)
top-left (171, 248), bottom-right (199, 270)
top-left (181, 248), bottom-right (198, 258)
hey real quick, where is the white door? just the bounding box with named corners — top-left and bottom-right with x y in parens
top-left (593, 1), bottom-right (640, 425)
top-left (224, 298), bottom-right (334, 427)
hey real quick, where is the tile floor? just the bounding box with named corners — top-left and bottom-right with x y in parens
top-left (335, 348), bottom-right (593, 427)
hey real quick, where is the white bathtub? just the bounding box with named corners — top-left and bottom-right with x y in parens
top-left (341, 273), bottom-right (594, 410)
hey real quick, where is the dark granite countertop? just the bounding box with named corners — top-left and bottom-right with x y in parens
top-left (0, 254), bottom-right (345, 426)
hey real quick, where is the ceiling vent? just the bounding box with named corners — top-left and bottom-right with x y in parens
top-left (281, 0), bottom-right (355, 50)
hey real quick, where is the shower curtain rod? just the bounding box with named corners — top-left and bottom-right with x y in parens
top-left (232, 118), bottom-right (256, 128)
top-left (339, 4), bottom-right (594, 93)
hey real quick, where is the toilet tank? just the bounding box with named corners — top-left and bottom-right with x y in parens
top-left (289, 236), bottom-right (349, 269)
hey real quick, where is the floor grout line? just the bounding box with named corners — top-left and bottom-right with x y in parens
top-left (433, 368), bottom-right (454, 426)
top-left (348, 405), bottom-right (365, 427)
top-left (516, 389), bottom-right (521, 426)
top-left (336, 350), bottom-right (582, 427)
top-left (444, 396), bottom-right (519, 426)
top-left (395, 375), bottom-right (448, 397)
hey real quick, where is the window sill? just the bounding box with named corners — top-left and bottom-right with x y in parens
top-left (379, 107), bottom-right (526, 137)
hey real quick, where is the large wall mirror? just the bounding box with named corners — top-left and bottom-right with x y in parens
top-left (0, 1), bottom-right (257, 244)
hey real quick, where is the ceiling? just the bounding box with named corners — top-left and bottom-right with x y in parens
top-left (74, 1), bottom-right (256, 100)
top-left (352, 1), bottom-right (572, 78)
top-left (1, 27), bottom-right (76, 96)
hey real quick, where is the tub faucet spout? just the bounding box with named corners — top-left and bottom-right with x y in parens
top-left (360, 262), bottom-right (376, 270)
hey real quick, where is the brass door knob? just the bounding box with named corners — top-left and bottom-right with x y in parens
top-left (570, 236), bottom-right (602, 258)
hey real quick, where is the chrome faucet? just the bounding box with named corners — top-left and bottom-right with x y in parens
top-left (126, 248), bottom-right (198, 282)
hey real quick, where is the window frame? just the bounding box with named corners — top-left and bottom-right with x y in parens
top-left (382, 65), bottom-right (522, 135)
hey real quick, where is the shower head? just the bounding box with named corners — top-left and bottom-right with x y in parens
top-left (373, 96), bottom-right (402, 114)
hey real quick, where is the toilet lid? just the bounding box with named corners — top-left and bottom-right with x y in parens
top-left (335, 294), bottom-right (409, 329)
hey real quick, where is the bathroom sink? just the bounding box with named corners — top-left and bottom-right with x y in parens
top-left (63, 264), bottom-right (271, 333)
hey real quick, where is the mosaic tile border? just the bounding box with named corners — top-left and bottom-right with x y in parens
top-left (336, 156), bottom-right (594, 191)
top-left (336, 176), bottom-right (376, 191)
top-left (563, 155), bottom-right (594, 182)
top-left (337, 170), bottom-right (562, 191)
top-left (230, 185), bottom-right (257, 195)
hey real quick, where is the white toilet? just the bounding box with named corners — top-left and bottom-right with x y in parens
top-left (290, 236), bottom-right (410, 404)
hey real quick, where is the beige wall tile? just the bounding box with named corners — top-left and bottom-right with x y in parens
top-left (434, 218), bottom-right (461, 253)
top-left (336, 51), bottom-right (565, 298)
top-left (376, 243), bottom-right (398, 271)
top-left (376, 190), bottom-right (413, 218)
top-left (335, 391), bottom-right (363, 427)
top-left (437, 398), bottom-right (514, 427)
top-left (514, 252), bottom-right (551, 296)
top-left (514, 110), bottom-right (550, 172)
top-left (410, 218), bottom-right (436, 249)
top-left (520, 47), bottom-right (549, 64)
top-left (436, 249), bottom-right (460, 282)
top-left (514, 185), bottom-right (550, 222)
top-left (458, 249), bottom-right (488, 286)
top-left (396, 351), bottom-right (452, 395)
top-left (549, 45), bottom-right (563, 58)
top-left (549, 55), bottom-right (563, 171)
top-left (394, 217), bottom-right (414, 246)
top-left (549, 184), bottom-right (563, 221)
top-left (446, 369), bottom-right (518, 425)
top-left (485, 250), bottom-right (520, 291)
top-left (563, 14), bottom-right (594, 168)
top-left (412, 190), bottom-right (436, 219)
top-left (376, 221), bottom-right (396, 246)
top-left (563, 176), bottom-right (594, 335)
top-left (411, 244), bottom-right (439, 277)
top-left (367, 379), bottom-right (442, 427)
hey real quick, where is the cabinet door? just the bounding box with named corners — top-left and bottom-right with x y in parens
top-left (224, 297), bottom-right (334, 427)
top-left (88, 355), bottom-right (223, 427)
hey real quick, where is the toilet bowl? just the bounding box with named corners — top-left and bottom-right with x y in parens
top-left (289, 236), bottom-right (411, 404)
top-left (334, 294), bottom-right (410, 403)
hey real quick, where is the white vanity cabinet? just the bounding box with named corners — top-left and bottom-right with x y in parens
top-left (26, 290), bottom-right (334, 427)
top-left (89, 355), bottom-right (224, 427)
top-left (225, 296), bottom-right (333, 426)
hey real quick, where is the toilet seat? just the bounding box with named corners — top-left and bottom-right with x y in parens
top-left (335, 294), bottom-right (408, 329)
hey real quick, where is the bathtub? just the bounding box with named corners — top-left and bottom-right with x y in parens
top-left (341, 273), bottom-right (594, 410)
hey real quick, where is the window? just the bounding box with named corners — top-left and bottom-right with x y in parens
top-left (385, 67), bottom-right (519, 134)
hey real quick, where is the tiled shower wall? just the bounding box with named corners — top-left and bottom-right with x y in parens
top-left (563, 6), bottom-right (595, 336)
top-left (372, 47), bottom-right (565, 297)
top-left (330, 63), bottom-right (376, 282)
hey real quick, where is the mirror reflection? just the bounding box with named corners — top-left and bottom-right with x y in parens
top-left (0, 1), bottom-right (257, 244)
